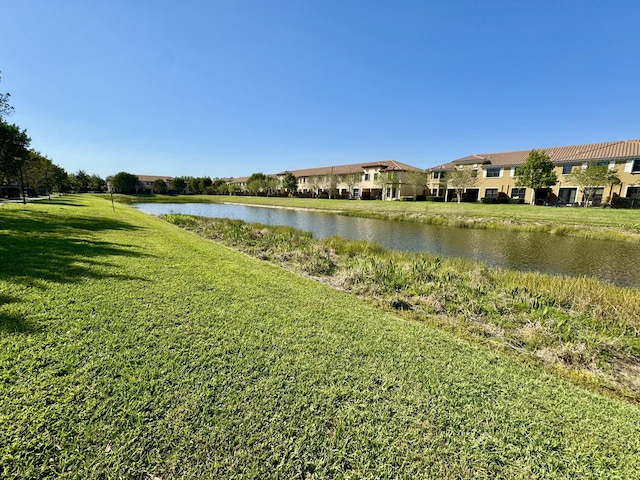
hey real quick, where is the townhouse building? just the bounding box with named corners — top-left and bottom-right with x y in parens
top-left (228, 160), bottom-right (425, 199)
top-left (134, 175), bottom-right (177, 194)
top-left (428, 139), bottom-right (640, 205)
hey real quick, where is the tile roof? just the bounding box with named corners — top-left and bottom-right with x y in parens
top-left (228, 176), bottom-right (250, 183)
top-left (136, 175), bottom-right (175, 182)
top-left (276, 160), bottom-right (422, 178)
top-left (426, 161), bottom-right (456, 171)
top-left (450, 139), bottom-right (640, 168)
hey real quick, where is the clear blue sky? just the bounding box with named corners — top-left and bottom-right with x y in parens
top-left (2, 0), bottom-right (639, 179)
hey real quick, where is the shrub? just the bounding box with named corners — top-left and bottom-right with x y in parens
top-left (612, 196), bottom-right (640, 209)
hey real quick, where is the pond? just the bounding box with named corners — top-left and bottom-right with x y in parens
top-left (133, 202), bottom-right (640, 288)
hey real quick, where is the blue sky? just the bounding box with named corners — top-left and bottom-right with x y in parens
top-left (2, 0), bottom-right (639, 179)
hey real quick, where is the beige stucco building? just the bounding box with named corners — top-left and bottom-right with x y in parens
top-left (428, 139), bottom-right (640, 205)
top-left (229, 161), bottom-right (426, 199)
top-left (277, 160), bottom-right (425, 199)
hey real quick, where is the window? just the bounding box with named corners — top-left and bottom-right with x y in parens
top-left (596, 160), bottom-right (608, 167)
top-left (586, 187), bottom-right (604, 206)
top-left (633, 159), bottom-right (640, 173)
top-left (627, 186), bottom-right (640, 198)
top-left (558, 188), bottom-right (577, 204)
top-left (485, 188), bottom-right (498, 198)
top-left (364, 173), bottom-right (370, 181)
top-left (562, 163), bottom-right (572, 175)
top-left (486, 167), bottom-right (501, 178)
top-left (433, 171), bottom-right (440, 179)
top-left (511, 187), bottom-right (526, 199)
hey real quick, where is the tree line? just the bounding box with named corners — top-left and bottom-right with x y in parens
top-left (107, 172), bottom-right (242, 195)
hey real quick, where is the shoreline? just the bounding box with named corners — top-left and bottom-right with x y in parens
top-left (107, 193), bottom-right (640, 243)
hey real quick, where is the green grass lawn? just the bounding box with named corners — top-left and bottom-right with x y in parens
top-left (113, 193), bottom-right (640, 242)
top-left (164, 214), bottom-right (640, 403)
top-left (2, 195), bottom-right (640, 478)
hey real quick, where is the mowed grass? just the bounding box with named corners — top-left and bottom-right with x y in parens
top-left (112, 193), bottom-right (640, 243)
top-left (163, 214), bottom-right (640, 402)
top-left (1, 196), bottom-right (640, 479)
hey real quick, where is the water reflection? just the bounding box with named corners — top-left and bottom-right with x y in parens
top-left (133, 203), bottom-right (639, 288)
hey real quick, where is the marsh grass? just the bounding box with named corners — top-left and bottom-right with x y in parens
top-left (166, 214), bottom-right (640, 402)
top-left (2, 196), bottom-right (640, 478)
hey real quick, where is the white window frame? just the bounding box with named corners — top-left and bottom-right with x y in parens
top-left (484, 167), bottom-right (502, 178)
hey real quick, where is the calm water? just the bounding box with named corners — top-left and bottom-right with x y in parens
top-left (134, 203), bottom-right (640, 288)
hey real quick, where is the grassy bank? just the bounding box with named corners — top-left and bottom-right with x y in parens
top-left (163, 214), bottom-right (640, 403)
top-left (109, 193), bottom-right (640, 243)
top-left (2, 196), bottom-right (640, 478)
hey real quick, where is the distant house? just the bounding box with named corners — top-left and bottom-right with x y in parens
top-left (229, 160), bottom-right (426, 199)
top-left (106, 175), bottom-right (186, 194)
top-left (1, 183), bottom-right (21, 199)
top-left (134, 175), bottom-right (176, 194)
top-left (226, 176), bottom-right (250, 192)
top-left (427, 139), bottom-right (640, 205)
top-left (276, 160), bottom-right (424, 200)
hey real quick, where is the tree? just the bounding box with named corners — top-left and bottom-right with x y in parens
top-left (0, 121), bottom-right (31, 184)
top-left (210, 178), bottom-right (228, 195)
top-left (0, 71), bottom-right (14, 121)
top-left (153, 178), bottom-right (167, 194)
top-left (88, 174), bottom-right (106, 192)
top-left (515, 149), bottom-right (558, 205)
top-left (247, 172), bottom-right (268, 195)
top-left (447, 168), bottom-right (477, 203)
top-left (568, 162), bottom-right (621, 206)
top-left (375, 171), bottom-right (400, 200)
top-left (50, 165), bottom-right (69, 193)
top-left (66, 173), bottom-right (83, 192)
top-left (404, 170), bottom-right (429, 200)
top-left (173, 177), bottom-right (187, 194)
top-left (188, 177), bottom-right (211, 194)
top-left (265, 176), bottom-right (279, 196)
top-left (75, 170), bottom-right (90, 192)
top-left (282, 171), bottom-right (298, 195)
top-left (307, 176), bottom-right (321, 197)
top-left (110, 172), bottom-right (138, 194)
top-left (22, 151), bottom-right (57, 193)
top-left (339, 172), bottom-right (361, 198)
top-left (188, 177), bottom-right (201, 194)
top-left (189, 177), bottom-right (205, 195)
top-left (322, 170), bottom-right (338, 198)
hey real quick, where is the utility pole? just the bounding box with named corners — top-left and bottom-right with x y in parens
top-left (18, 159), bottom-right (26, 204)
